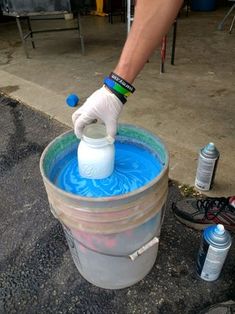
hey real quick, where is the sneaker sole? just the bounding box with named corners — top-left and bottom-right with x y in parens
top-left (174, 213), bottom-right (235, 232)
top-left (174, 214), bottom-right (213, 231)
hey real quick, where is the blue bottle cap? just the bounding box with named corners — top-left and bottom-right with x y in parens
top-left (66, 94), bottom-right (79, 107)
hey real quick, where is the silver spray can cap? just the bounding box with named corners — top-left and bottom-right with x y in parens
top-left (204, 224), bottom-right (232, 249)
top-left (201, 142), bottom-right (219, 159)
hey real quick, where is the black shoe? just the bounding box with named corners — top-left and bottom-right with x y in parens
top-left (172, 196), bottom-right (235, 232)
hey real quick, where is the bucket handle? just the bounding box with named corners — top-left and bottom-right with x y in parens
top-left (128, 204), bottom-right (166, 261)
top-left (129, 237), bottom-right (159, 261)
top-left (62, 224), bottom-right (159, 261)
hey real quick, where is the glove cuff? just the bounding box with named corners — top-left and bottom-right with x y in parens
top-left (103, 84), bottom-right (127, 104)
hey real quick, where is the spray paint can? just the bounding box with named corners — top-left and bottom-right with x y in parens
top-left (195, 142), bottom-right (219, 191)
top-left (196, 224), bottom-right (232, 281)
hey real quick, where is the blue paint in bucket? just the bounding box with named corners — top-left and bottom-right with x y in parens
top-left (51, 141), bottom-right (163, 197)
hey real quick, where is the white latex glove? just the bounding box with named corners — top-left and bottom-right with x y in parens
top-left (72, 86), bottom-right (123, 139)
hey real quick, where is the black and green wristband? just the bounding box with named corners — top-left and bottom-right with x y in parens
top-left (109, 72), bottom-right (135, 94)
top-left (104, 74), bottom-right (135, 104)
top-left (104, 77), bottom-right (131, 97)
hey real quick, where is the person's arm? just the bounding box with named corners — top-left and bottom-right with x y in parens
top-left (114, 0), bottom-right (183, 83)
top-left (72, 0), bottom-right (183, 138)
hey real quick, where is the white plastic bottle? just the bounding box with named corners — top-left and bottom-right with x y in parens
top-left (77, 124), bottom-right (115, 179)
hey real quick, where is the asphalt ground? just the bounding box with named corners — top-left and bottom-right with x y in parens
top-left (0, 95), bottom-right (234, 314)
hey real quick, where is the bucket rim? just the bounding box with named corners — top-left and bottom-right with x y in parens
top-left (39, 123), bottom-right (169, 203)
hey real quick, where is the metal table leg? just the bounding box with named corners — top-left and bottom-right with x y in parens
top-left (171, 19), bottom-right (177, 65)
top-left (77, 13), bottom-right (85, 55)
top-left (108, 0), bottom-right (114, 24)
top-left (127, 0), bottom-right (133, 33)
top-left (160, 36), bottom-right (167, 74)
top-left (229, 14), bottom-right (235, 33)
top-left (16, 17), bottom-right (29, 58)
top-left (218, 3), bottom-right (235, 31)
top-left (27, 17), bottom-right (35, 48)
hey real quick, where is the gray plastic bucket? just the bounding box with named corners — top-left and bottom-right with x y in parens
top-left (40, 124), bottom-right (169, 289)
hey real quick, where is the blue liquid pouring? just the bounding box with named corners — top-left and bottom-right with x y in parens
top-left (52, 142), bottom-right (162, 198)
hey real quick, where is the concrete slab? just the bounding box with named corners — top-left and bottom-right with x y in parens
top-left (0, 9), bottom-right (234, 197)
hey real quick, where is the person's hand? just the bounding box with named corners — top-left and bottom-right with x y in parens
top-left (72, 86), bottom-right (123, 139)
